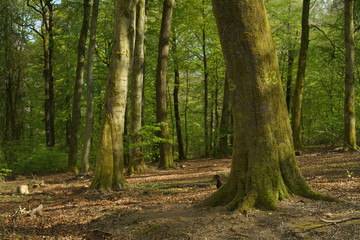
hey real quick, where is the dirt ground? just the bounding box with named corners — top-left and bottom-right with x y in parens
top-left (1, 149), bottom-right (360, 240)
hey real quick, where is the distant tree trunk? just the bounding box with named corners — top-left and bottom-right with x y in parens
top-left (202, 0), bottom-right (209, 157)
top-left (67, 0), bottom-right (92, 173)
top-left (172, 32), bottom-right (185, 161)
top-left (155, 0), bottom-right (175, 169)
top-left (128, 0), bottom-right (146, 175)
top-left (286, 49), bottom-right (295, 112)
top-left (81, 0), bottom-right (100, 173)
top-left (218, 71), bottom-right (230, 158)
top-left (344, 0), bottom-right (356, 150)
top-left (291, 0), bottom-right (310, 151)
top-left (203, 0), bottom-right (333, 212)
top-left (91, 0), bottom-right (136, 191)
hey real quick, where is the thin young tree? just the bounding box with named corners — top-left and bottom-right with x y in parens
top-left (67, 0), bottom-right (92, 173)
top-left (291, 0), bottom-right (310, 151)
top-left (172, 31), bottom-right (186, 161)
top-left (81, 0), bottom-right (100, 173)
top-left (218, 72), bottom-right (230, 158)
top-left (202, 0), bottom-right (334, 211)
top-left (156, 0), bottom-right (176, 169)
top-left (91, 0), bottom-right (136, 191)
top-left (27, 0), bottom-right (55, 147)
top-left (128, 0), bottom-right (147, 175)
top-left (344, 0), bottom-right (356, 150)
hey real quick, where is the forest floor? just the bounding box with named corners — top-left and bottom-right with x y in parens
top-left (1, 148), bottom-right (360, 240)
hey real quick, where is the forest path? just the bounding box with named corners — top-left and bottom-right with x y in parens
top-left (1, 150), bottom-right (360, 239)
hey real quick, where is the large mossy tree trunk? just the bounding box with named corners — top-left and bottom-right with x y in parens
top-left (67, 0), bottom-right (92, 173)
top-left (81, 0), bottom-right (100, 173)
top-left (291, 0), bottom-right (310, 151)
top-left (91, 0), bottom-right (135, 191)
top-left (344, 0), bottom-right (356, 150)
top-left (202, 0), bottom-right (333, 211)
top-left (128, 0), bottom-right (146, 175)
top-left (155, 0), bottom-right (175, 169)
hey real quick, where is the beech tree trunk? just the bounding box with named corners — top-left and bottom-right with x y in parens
top-left (128, 0), bottom-right (146, 175)
top-left (291, 0), bottom-right (310, 151)
top-left (67, 0), bottom-right (92, 173)
top-left (203, 0), bottom-right (333, 211)
top-left (344, 0), bottom-right (356, 150)
top-left (173, 32), bottom-right (186, 161)
top-left (81, 0), bottom-right (100, 173)
top-left (91, 0), bottom-right (136, 191)
top-left (155, 0), bottom-right (175, 169)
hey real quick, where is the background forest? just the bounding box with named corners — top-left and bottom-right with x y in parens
top-left (0, 0), bottom-right (359, 176)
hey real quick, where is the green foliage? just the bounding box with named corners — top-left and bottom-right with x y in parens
top-left (15, 147), bottom-right (68, 175)
top-left (129, 123), bottom-right (171, 163)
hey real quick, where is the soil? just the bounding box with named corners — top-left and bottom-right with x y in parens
top-left (1, 149), bottom-right (360, 240)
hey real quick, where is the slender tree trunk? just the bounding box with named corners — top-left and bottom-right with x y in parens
top-left (128, 0), bottom-right (146, 175)
top-left (202, 24), bottom-right (209, 157)
top-left (156, 0), bottom-right (175, 169)
top-left (81, 0), bottom-right (100, 173)
top-left (203, 0), bottom-right (334, 212)
top-left (291, 0), bottom-right (310, 151)
top-left (286, 49), bottom-right (295, 112)
top-left (344, 0), bottom-right (356, 150)
top-left (91, 0), bottom-right (136, 191)
top-left (67, 0), bottom-right (92, 173)
top-left (172, 32), bottom-right (185, 161)
top-left (218, 71), bottom-right (230, 158)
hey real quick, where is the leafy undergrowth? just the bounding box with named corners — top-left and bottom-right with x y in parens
top-left (0, 150), bottom-right (360, 240)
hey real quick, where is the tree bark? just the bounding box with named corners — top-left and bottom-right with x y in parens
top-left (128, 0), bottom-right (147, 175)
top-left (67, 0), bottom-right (92, 173)
top-left (155, 0), bottom-right (175, 169)
top-left (344, 0), bottom-right (356, 150)
top-left (81, 0), bottom-right (100, 173)
top-left (172, 32), bottom-right (186, 161)
top-left (291, 0), bottom-right (310, 151)
top-left (202, 0), bottom-right (209, 157)
top-left (285, 49), bottom-right (295, 112)
top-left (91, 0), bottom-right (136, 191)
top-left (202, 0), bottom-right (333, 211)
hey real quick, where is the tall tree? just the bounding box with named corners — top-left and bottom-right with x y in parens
top-left (202, 0), bottom-right (333, 211)
top-left (202, 0), bottom-right (210, 158)
top-left (344, 0), bottom-right (356, 150)
top-left (128, 0), bottom-right (147, 175)
top-left (291, 0), bottom-right (310, 151)
top-left (2, 1), bottom-right (26, 142)
top-left (67, 0), bottom-right (92, 173)
top-left (91, 0), bottom-right (136, 191)
top-left (81, 0), bottom-right (100, 173)
top-left (172, 31), bottom-right (186, 161)
top-left (155, 0), bottom-right (176, 169)
top-left (27, 0), bottom-right (56, 147)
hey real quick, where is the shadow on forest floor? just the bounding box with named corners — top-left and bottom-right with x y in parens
top-left (1, 149), bottom-right (360, 239)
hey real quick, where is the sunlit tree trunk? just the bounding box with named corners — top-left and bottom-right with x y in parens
top-left (156, 0), bottom-right (175, 169)
top-left (91, 0), bottom-right (136, 191)
top-left (67, 0), bottom-right (92, 173)
top-left (81, 0), bottom-right (100, 173)
top-left (291, 0), bottom-right (310, 151)
top-left (344, 0), bottom-right (356, 150)
top-left (202, 0), bottom-right (209, 158)
top-left (128, 0), bottom-right (146, 175)
top-left (203, 0), bottom-right (333, 212)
